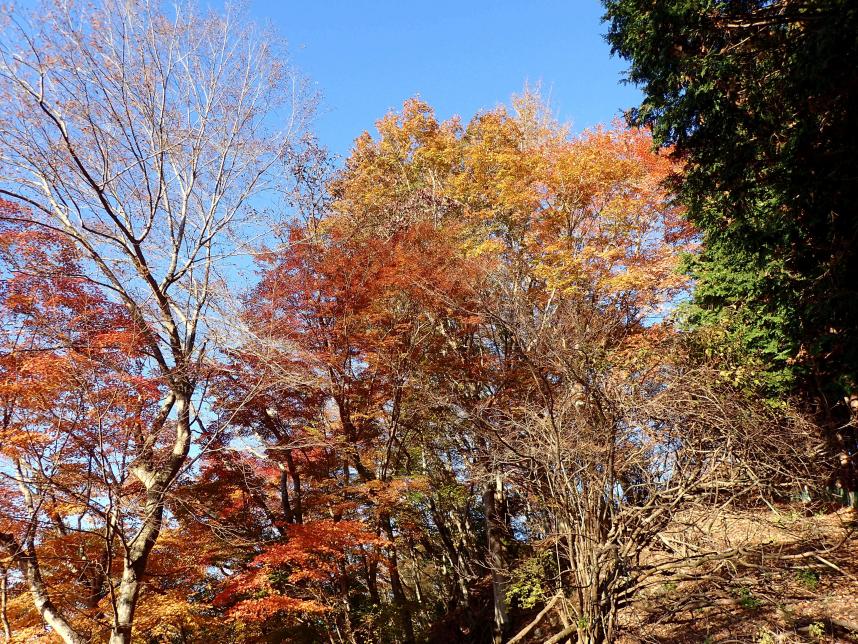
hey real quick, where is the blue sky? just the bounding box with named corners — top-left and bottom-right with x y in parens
top-left (251, 1), bottom-right (641, 158)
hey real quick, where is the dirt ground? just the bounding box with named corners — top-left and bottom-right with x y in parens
top-left (619, 507), bottom-right (858, 643)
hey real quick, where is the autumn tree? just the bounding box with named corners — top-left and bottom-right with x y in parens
top-left (471, 291), bottom-right (819, 643)
top-left (201, 212), bottom-right (480, 641)
top-left (0, 1), bottom-right (314, 641)
top-left (318, 94), bottom-right (698, 642)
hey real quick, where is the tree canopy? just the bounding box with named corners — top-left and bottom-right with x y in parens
top-left (604, 0), bottom-right (858, 500)
top-left (603, 0), bottom-right (858, 401)
top-left (0, 1), bottom-right (853, 642)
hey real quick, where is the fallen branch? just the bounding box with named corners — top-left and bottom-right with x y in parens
top-left (813, 554), bottom-right (856, 581)
top-left (507, 593), bottom-right (562, 644)
top-left (545, 623), bottom-right (577, 644)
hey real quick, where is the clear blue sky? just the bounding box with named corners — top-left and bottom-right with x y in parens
top-left (251, 1), bottom-right (641, 158)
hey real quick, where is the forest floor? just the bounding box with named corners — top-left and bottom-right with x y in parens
top-left (502, 507), bottom-right (858, 644)
top-left (621, 506), bottom-right (858, 643)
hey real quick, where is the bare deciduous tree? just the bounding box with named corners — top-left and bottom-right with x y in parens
top-left (0, 1), bottom-right (315, 641)
top-left (486, 293), bottom-right (822, 644)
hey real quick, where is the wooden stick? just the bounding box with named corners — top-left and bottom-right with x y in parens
top-left (507, 594), bottom-right (562, 644)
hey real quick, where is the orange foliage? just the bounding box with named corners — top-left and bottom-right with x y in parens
top-left (215, 520), bottom-right (386, 623)
top-left (208, 92), bottom-right (692, 638)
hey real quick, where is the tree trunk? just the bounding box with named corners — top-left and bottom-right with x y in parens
top-left (483, 472), bottom-right (510, 644)
top-left (364, 554), bottom-right (380, 606)
top-left (108, 490), bottom-right (167, 644)
top-left (23, 541), bottom-right (86, 644)
top-left (1, 570), bottom-right (10, 643)
top-left (429, 499), bottom-right (472, 605)
top-left (576, 620), bottom-right (607, 644)
top-left (110, 392), bottom-right (191, 643)
top-left (109, 563), bottom-right (140, 644)
top-left (337, 561), bottom-right (358, 644)
top-left (381, 514), bottom-right (416, 644)
top-left (279, 465), bottom-right (294, 524)
top-left (285, 449), bottom-right (303, 523)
